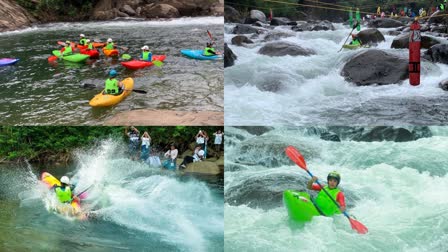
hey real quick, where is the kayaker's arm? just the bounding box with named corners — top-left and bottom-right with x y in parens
top-left (337, 192), bottom-right (346, 212)
top-left (307, 176), bottom-right (318, 189)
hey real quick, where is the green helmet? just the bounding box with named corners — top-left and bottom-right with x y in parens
top-left (327, 171), bottom-right (341, 185)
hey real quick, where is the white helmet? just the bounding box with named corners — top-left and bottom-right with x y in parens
top-left (141, 45), bottom-right (149, 50)
top-left (80, 34), bottom-right (85, 37)
top-left (198, 150), bottom-right (205, 157)
top-left (86, 39), bottom-right (91, 43)
top-left (107, 38), bottom-right (113, 43)
top-left (60, 176), bottom-right (70, 184)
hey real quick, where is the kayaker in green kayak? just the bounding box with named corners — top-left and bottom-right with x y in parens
top-left (79, 34), bottom-right (87, 46)
top-left (86, 39), bottom-right (94, 50)
top-left (203, 42), bottom-right (219, 56)
top-left (105, 38), bottom-right (116, 50)
top-left (349, 34), bottom-right (362, 46)
top-left (53, 176), bottom-right (79, 204)
top-left (60, 40), bottom-right (73, 56)
top-left (140, 45), bottom-right (153, 61)
top-left (104, 69), bottom-right (123, 95)
top-left (307, 171), bottom-right (346, 216)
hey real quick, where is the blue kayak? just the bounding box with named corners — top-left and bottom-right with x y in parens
top-left (180, 49), bottom-right (222, 60)
top-left (0, 58), bottom-right (19, 66)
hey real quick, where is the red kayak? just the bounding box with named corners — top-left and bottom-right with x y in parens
top-left (121, 55), bottom-right (166, 70)
top-left (80, 49), bottom-right (100, 58)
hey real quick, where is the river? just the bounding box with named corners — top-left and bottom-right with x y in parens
top-left (0, 17), bottom-right (223, 125)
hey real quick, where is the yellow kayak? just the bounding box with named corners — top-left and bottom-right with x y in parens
top-left (89, 78), bottom-right (134, 107)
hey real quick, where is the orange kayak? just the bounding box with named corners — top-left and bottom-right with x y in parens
top-left (102, 48), bottom-right (119, 57)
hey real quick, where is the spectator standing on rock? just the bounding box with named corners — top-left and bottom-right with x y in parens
top-left (140, 131), bottom-right (151, 161)
top-left (196, 130), bottom-right (207, 150)
top-left (213, 129), bottom-right (224, 153)
top-left (126, 126), bottom-right (140, 160)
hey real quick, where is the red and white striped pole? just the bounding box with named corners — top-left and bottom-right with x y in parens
top-left (409, 19), bottom-right (421, 86)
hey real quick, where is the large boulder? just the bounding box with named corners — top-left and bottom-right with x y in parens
top-left (224, 5), bottom-right (241, 23)
top-left (391, 33), bottom-right (441, 49)
top-left (270, 17), bottom-right (290, 26)
top-left (120, 4), bottom-right (136, 16)
top-left (258, 42), bottom-right (316, 57)
top-left (185, 161), bottom-right (221, 175)
top-left (352, 127), bottom-right (415, 142)
top-left (341, 50), bottom-right (408, 86)
top-left (224, 43), bottom-right (237, 68)
top-left (292, 20), bottom-right (335, 31)
top-left (162, 0), bottom-right (220, 16)
top-left (0, 0), bottom-right (36, 32)
top-left (427, 44), bottom-right (448, 64)
top-left (245, 9), bottom-right (266, 24)
top-left (232, 24), bottom-right (262, 34)
top-left (439, 79), bottom-right (448, 91)
top-left (368, 18), bottom-right (404, 28)
top-left (430, 25), bottom-right (447, 33)
top-left (231, 35), bottom-right (254, 46)
top-left (357, 28), bottom-right (385, 45)
top-left (263, 31), bottom-right (294, 42)
top-left (141, 4), bottom-right (179, 18)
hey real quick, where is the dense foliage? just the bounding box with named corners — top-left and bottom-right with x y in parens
top-left (0, 126), bottom-right (222, 162)
top-left (16, 0), bottom-right (97, 20)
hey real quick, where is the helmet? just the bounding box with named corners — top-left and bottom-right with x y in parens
top-left (107, 38), bottom-right (113, 43)
top-left (86, 39), bottom-right (90, 43)
top-left (109, 69), bottom-right (117, 77)
top-left (327, 171), bottom-right (340, 185)
top-left (60, 176), bottom-right (70, 184)
top-left (80, 34), bottom-right (85, 37)
top-left (141, 45), bottom-right (149, 50)
top-left (65, 40), bottom-right (71, 44)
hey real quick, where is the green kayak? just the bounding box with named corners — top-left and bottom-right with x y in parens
top-left (52, 50), bottom-right (89, 63)
top-left (342, 44), bottom-right (362, 50)
top-left (283, 190), bottom-right (321, 222)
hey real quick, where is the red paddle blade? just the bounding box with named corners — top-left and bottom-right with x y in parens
top-left (349, 218), bottom-right (368, 234)
top-left (285, 146), bottom-right (307, 169)
top-left (207, 30), bottom-right (212, 39)
top-left (48, 56), bottom-right (58, 62)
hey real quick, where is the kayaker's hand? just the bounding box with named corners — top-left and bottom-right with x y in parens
top-left (311, 176), bottom-right (318, 182)
top-left (352, 22), bottom-right (359, 29)
top-left (340, 206), bottom-right (346, 212)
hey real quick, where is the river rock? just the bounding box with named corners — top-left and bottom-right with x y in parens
top-left (270, 17), bottom-right (290, 26)
top-left (234, 126), bottom-right (274, 136)
top-left (224, 43), bottom-right (237, 68)
top-left (245, 9), bottom-right (266, 24)
top-left (225, 5), bottom-right (241, 23)
top-left (439, 79), bottom-right (448, 91)
top-left (121, 4), bottom-right (136, 16)
top-left (352, 127), bottom-right (415, 142)
top-left (341, 50), bottom-right (408, 86)
top-left (391, 33), bottom-right (441, 49)
top-left (426, 44), bottom-right (448, 64)
top-left (387, 30), bottom-right (401, 36)
top-left (320, 132), bottom-right (341, 142)
top-left (0, 0), bottom-right (36, 31)
top-left (184, 161), bottom-right (221, 175)
top-left (117, 10), bottom-right (129, 17)
top-left (368, 18), bottom-right (404, 28)
top-left (160, 0), bottom-right (221, 16)
top-left (231, 35), bottom-right (254, 46)
top-left (232, 24), bottom-right (262, 34)
top-left (258, 42), bottom-right (316, 57)
top-left (357, 28), bottom-right (385, 45)
top-left (142, 4), bottom-right (179, 18)
top-left (263, 31), bottom-right (294, 42)
top-left (430, 25), bottom-right (447, 33)
top-left (292, 20), bottom-right (335, 31)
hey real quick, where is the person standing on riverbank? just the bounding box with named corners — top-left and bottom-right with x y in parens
top-left (126, 126), bottom-right (140, 160)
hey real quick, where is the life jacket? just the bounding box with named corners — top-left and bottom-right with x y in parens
top-left (315, 186), bottom-right (342, 216)
top-left (62, 45), bottom-right (73, 55)
top-left (141, 51), bottom-right (152, 61)
top-left (203, 47), bottom-right (216, 56)
top-left (105, 42), bottom-right (114, 50)
top-left (79, 38), bottom-right (87, 45)
top-left (87, 42), bottom-right (94, 50)
top-left (351, 38), bottom-right (361, 46)
top-left (55, 186), bottom-right (72, 203)
top-left (105, 78), bottom-right (119, 94)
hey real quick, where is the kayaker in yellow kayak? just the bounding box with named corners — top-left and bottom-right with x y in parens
top-left (140, 45), bottom-right (153, 61)
top-left (203, 42), bottom-right (219, 56)
top-left (307, 171), bottom-right (346, 216)
top-left (53, 176), bottom-right (79, 204)
top-left (79, 34), bottom-right (87, 46)
top-left (60, 40), bottom-right (73, 56)
top-left (104, 38), bottom-right (116, 50)
top-left (349, 34), bottom-right (362, 46)
top-left (104, 69), bottom-right (123, 95)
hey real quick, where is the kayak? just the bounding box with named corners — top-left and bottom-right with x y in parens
top-left (41, 172), bottom-right (86, 220)
top-left (52, 50), bottom-right (89, 63)
top-left (89, 77), bottom-right (134, 107)
top-left (342, 44), bottom-right (362, 50)
top-left (103, 48), bottom-right (119, 57)
top-left (77, 44), bottom-right (88, 50)
top-left (93, 42), bottom-right (105, 48)
top-left (0, 58), bottom-right (19, 66)
top-left (283, 190), bottom-right (321, 222)
top-left (180, 49), bottom-right (222, 60)
top-left (58, 41), bottom-right (105, 48)
top-left (120, 55), bottom-right (167, 70)
top-left (80, 49), bottom-right (100, 58)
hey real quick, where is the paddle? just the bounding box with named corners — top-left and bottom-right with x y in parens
top-left (207, 30), bottom-right (222, 55)
top-left (121, 54), bottom-right (132, 60)
top-left (81, 83), bottom-right (147, 94)
top-left (285, 145), bottom-right (368, 234)
top-left (75, 184), bottom-right (94, 198)
top-left (338, 22), bottom-right (358, 53)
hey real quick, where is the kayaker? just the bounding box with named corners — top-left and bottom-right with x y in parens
top-left (79, 34), bottom-right (87, 45)
top-left (349, 34), bottom-right (362, 46)
top-left (140, 131), bottom-right (151, 161)
top-left (163, 144), bottom-right (178, 170)
top-left (179, 145), bottom-right (204, 169)
top-left (140, 45), bottom-right (152, 61)
top-left (307, 171), bottom-right (346, 216)
top-left (53, 176), bottom-right (79, 204)
top-left (126, 126), bottom-right (140, 160)
top-left (86, 39), bottom-right (94, 50)
top-left (105, 38), bottom-right (115, 50)
top-left (203, 42), bottom-right (219, 56)
top-left (104, 69), bottom-right (123, 95)
top-left (60, 40), bottom-right (73, 56)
